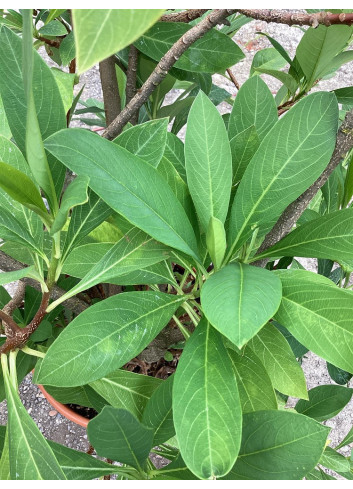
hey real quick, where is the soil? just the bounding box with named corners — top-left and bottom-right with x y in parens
top-left (66, 404), bottom-right (98, 420)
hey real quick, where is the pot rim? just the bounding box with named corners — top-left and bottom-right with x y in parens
top-left (35, 381), bottom-right (89, 428)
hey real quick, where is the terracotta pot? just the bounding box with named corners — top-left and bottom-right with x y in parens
top-left (36, 383), bottom-right (89, 428)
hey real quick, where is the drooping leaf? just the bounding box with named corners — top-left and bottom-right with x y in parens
top-left (142, 374), bottom-right (175, 446)
top-left (113, 118), bottom-right (168, 168)
top-left (327, 362), bottom-right (353, 385)
top-left (87, 406), bottom-right (154, 470)
top-left (228, 346), bottom-right (277, 413)
top-left (227, 92), bottom-right (338, 258)
top-left (295, 385), bottom-right (353, 421)
top-left (35, 291), bottom-right (187, 386)
top-left (223, 410), bottom-right (329, 480)
top-left (248, 323), bottom-right (308, 399)
top-left (274, 269), bottom-right (353, 373)
top-left (256, 209), bottom-right (353, 264)
top-left (72, 9), bottom-right (165, 73)
top-left (228, 76), bottom-right (277, 142)
top-left (90, 369), bottom-right (161, 419)
top-left (1, 354), bottom-right (66, 480)
top-left (254, 68), bottom-right (298, 94)
top-left (185, 90), bottom-right (232, 232)
top-left (44, 128), bottom-right (199, 261)
top-left (250, 47), bottom-right (288, 76)
top-left (135, 22), bottom-right (244, 73)
top-left (201, 263), bottom-right (282, 348)
top-left (334, 86), bottom-right (353, 106)
top-left (0, 266), bottom-right (37, 286)
top-left (173, 319), bottom-right (242, 480)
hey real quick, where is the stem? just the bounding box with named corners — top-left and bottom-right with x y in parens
top-left (172, 315), bottom-right (191, 340)
top-left (9, 349), bottom-right (18, 388)
top-left (21, 345), bottom-right (46, 359)
top-left (126, 45), bottom-right (139, 125)
top-left (182, 302), bottom-right (200, 327)
top-left (99, 55), bottom-right (121, 126)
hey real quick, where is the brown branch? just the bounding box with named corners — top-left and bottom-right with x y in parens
top-left (125, 45), bottom-right (139, 125)
top-left (37, 35), bottom-right (61, 48)
top-left (0, 250), bottom-right (88, 315)
top-left (253, 108), bottom-right (353, 267)
top-left (99, 56), bottom-right (121, 126)
top-left (237, 9), bottom-right (353, 27)
top-left (3, 282), bottom-right (25, 317)
top-left (160, 9), bottom-right (209, 23)
top-left (103, 9), bottom-right (237, 139)
top-left (226, 68), bottom-right (240, 90)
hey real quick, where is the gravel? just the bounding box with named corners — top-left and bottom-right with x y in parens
top-left (1, 17), bottom-right (353, 477)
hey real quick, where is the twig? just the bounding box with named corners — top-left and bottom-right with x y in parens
top-left (226, 68), bottom-right (240, 90)
top-left (125, 45), bottom-right (139, 125)
top-left (37, 35), bottom-right (61, 48)
top-left (3, 281), bottom-right (25, 317)
top-left (0, 251), bottom-right (88, 315)
top-left (253, 108), bottom-right (353, 266)
top-left (99, 56), bottom-right (121, 126)
top-left (237, 9), bottom-right (353, 27)
top-left (103, 9), bottom-right (237, 139)
top-left (160, 9), bottom-right (209, 23)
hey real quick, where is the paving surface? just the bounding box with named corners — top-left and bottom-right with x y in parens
top-left (1, 17), bottom-right (353, 474)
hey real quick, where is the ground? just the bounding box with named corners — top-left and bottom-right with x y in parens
top-left (0, 17), bottom-right (353, 475)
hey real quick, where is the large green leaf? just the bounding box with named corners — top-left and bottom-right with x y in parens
top-left (135, 22), bottom-right (244, 73)
top-left (161, 131), bottom-right (186, 181)
top-left (50, 228), bottom-right (170, 307)
top-left (296, 25), bottom-right (352, 88)
top-left (185, 90), bottom-right (232, 232)
top-left (44, 128), bottom-right (199, 261)
top-left (142, 374), bottom-right (175, 446)
top-left (1, 355), bottom-right (66, 480)
top-left (72, 9), bottom-right (165, 73)
top-left (48, 440), bottom-right (122, 480)
top-left (87, 407), bottom-right (154, 471)
top-left (334, 86), bottom-right (353, 106)
top-left (319, 446), bottom-right (350, 474)
top-left (295, 385), bottom-right (353, 421)
top-left (173, 319), bottom-right (242, 480)
top-left (35, 291), bottom-right (187, 386)
top-left (274, 269), bottom-right (353, 373)
top-left (227, 92), bottom-right (338, 258)
top-left (229, 125), bottom-right (260, 184)
top-left (256, 209), bottom-right (353, 264)
top-left (113, 119), bottom-right (168, 168)
top-left (228, 76), bottom-right (277, 141)
top-left (228, 346), bottom-right (277, 413)
top-left (90, 369), bottom-right (161, 419)
top-left (201, 263), bottom-right (282, 348)
top-left (248, 323), bottom-right (308, 399)
top-left (0, 25), bottom-right (66, 202)
top-left (223, 410), bottom-right (329, 480)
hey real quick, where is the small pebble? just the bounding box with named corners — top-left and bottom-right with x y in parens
top-left (49, 410), bottom-right (58, 417)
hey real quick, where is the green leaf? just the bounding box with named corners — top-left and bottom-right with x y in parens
top-left (274, 269), bottom-right (353, 374)
top-left (0, 428), bottom-right (10, 480)
top-left (327, 362), bottom-right (353, 385)
top-left (62, 190), bottom-right (112, 259)
top-left (51, 228), bottom-right (170, 306)
top-left (44, 128), bottom-right (200, 261)
top-left (72, 9), bottom-right (165, 73)
top-left (201, 263), bottom-right (282, 348)
top-left (135, 22), bottom-right (244, 73)
top-left (162, 132), bottom-right (186, 181)
top-left (113, 119), bottom-right (168, 168)
top-left (319, 446), bottom-right (350, 473)
top-left (142, 374), bottom-right (174, 446)
top-left (173, 319), bottom-right (242, 479)
top-left (0, 161), bottom-right (49, 220)
top-left (185, 90), bottom-right (232, 232)
top-left (254, 68), bottom-right (298, 94)
top-left (224, 410), bottom-right (329, 480)
top-left (248, 323), bottom-right (308, 399)
top-left (296, 25), bottom-right (353, 88)
top-left (228, 76), bottom-right (277, 141)
top-left (0, 266), bottom-right (37, 286)
top-left (343, 153), bottom-right (353, 208)
top-left (334, 86), bottom-right (353, 106)
top-left (227, 92), bottom-right (338, 258)
top-left (152, 454), bottom-right (199, 480)
top-left (48, 440), bottom-right (122, 480)
top-left (51, 69), bottom-right (75, 113)
top-left (39, 20), bottom-right (67, 36)
top-left (45, 9), bottom-right (67, 24)
top-left (59, 31), bottom-right (76, 66)
top-left (36, 291), bottom-right (187, 386)
top-left (50, 175), bottom-right (89, 235)
top-left (229, 126), bottom-right (260, 184)
top-left (336, 425), bottom-right (353, 450)
top-left (256, 209), bottom-right (353, 264)
top-left (206, 217), bottom-right (226, 271)
top-left (1, 354), bottom-right (66, 480)
top-left (87, 406), bottom-right (154, 471)
top-left (0, 94), bottom-right (11, 139)
top-left (250, 47), bottom-right (288, 76)
top-left (295, 385), bottom-right (353, 421)
top-left (228, 346), bottom-right (277, 413)
top-left (0, 425), bottom-right (5, 458)
top-left (90, 369), bottom-right (161, 419)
